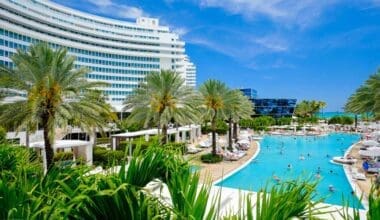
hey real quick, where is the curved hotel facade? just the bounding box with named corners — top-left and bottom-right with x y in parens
top-left (0, 0), bottom-right (196, 111)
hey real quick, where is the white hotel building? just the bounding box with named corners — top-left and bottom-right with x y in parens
top-left (0, 0), bottom-right (196, 111)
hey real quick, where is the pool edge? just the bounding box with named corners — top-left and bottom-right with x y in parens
top-left (213, 141), bottom-right (261, 185)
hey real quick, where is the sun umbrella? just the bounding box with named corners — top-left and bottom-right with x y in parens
top-left (359, 147), bottom-right (380, 157)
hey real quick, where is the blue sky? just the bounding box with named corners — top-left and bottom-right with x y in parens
top-left (53, 0), bottom-right (380, 111)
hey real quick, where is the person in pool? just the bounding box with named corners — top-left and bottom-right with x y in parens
top-left (299, 154), bottom-right (305, 160)
top-left (273, 175), bottom-right (281, 183)
top-left (328, 185), bottom-right (335, 192)
top-left (287, 164), bottom-right (292, 170)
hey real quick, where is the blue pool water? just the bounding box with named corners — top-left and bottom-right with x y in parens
top-left (216, 133), bottom-right (363, 208)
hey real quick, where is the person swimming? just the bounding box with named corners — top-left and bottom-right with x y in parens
top-left (287, 164), bottom-right (292, 170)
top-left (328, 184), bottom-right (335, 192)
top-left (273, 175), bottom-right (281, 182)
top-left (299, 154), bottom-right (305, 160)
top-left (315, 173), bottom-right (321, 179)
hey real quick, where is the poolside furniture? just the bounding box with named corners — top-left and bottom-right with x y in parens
top-left (187, 146), bottom-right (202, 154)
top-left (351, 168), bottom-right (366, 180)
top-left (199, 140), bottom-right (212, 148)
top-left (332, 156), bottom-right (357, 165)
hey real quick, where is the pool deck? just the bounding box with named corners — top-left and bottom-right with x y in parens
top-left (344, 140), bottom-right (376, 209)
top-left (191, 135), bottom-right (259, 183)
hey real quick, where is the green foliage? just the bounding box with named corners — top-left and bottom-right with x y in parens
top-left (368, 186), bottom-right (380, 220)
top-left (239, 116), bottom-right (275, 131)
top-left (200, 153), bottom-right (223, 163)
top-left (202, 119), bottom-right (228, 134)
top-left (0, 127), bottom-right (6, 144)
top-left (345, 70), bottom-right (380, 119)
top-left (117, 120), bottom-right (144, 132)
top-left (275, 117), bottom-right (292, 125)
top-left (53, 151), bottom-right (73, 161)
top-left (295, 100), bottom-right (327, 118)
top-left (0, 42), bottom-right (116, 168)
top-left (124, 70), bottom-right (200, 144)
top-left (328, 116), bottom-right (354, 125)
top-left (164, 142), bottom-right (187, 155)
top-left (96, 137), bottom-right (110, 144)
top-left (93, 147), bottom-right (126, 168)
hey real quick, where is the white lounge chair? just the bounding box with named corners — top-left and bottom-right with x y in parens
top-left (187, 146), bottom-right (202, 154)
top-left (351, 168), bottom-right (366, 180)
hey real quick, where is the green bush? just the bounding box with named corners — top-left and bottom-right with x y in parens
top-left (93, 147), bottom-right (126, 168)
top-left (0, 144), bottom-right (41, 175)
top-left (164, 143), bottom-right (187, 155)
top-left (200, 153), bottom-right (223, 163)
top-left (53, 151), bottom-right (73, 161)
top-left (0, 126), bottom-right (6, 144)
top-left (96, 137), bottom-right (110, 145)
top-left (201, 119), bottom-right (228, 135)
top-left (117, 120), bottom-right (144, 132)
top-left (239, 116), bottom-right (275, 131)
top-left (118, 136), bottom-right (159, 152)
top-left (328, 116), bottom-right (354, 125)
top-left (276, 117), bottom-right (292, 125)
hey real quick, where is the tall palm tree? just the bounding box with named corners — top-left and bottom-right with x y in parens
top-left (226, 90), bottom-right (253, 150)
top-left (124, 70), bottom-right (200, 144)
top-left (345, 70), bottom-right (380, 119)
top-left (0, 43), bottom-right (115, 169)
top-left (199, 79), bottom-right (233, 155)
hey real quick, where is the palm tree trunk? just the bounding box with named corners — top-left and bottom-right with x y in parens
top-left (162, 123), bottom-right (168, 144)
top-left (233, 122), bottom-right (238, 141)
top-left (228, 116), bottom-right (233, 151)
top-left (43, 121), bottom-right (54, 170)
top-left (211, 110), bottom-right (217, 155)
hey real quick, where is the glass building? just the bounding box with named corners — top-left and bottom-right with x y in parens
top-left (251, 98), bottom-right (297, 118)
top-left (0, 0), bottom-right (196, 111)
top-left (239, 88), bottom-right (296, 117)
top-left (239, 88), bottom-right (258, 99)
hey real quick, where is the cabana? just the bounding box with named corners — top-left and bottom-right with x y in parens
top-left (111, 125), bottom-right (201, 150)
top-left (30, 140), bottom-right (92, 173)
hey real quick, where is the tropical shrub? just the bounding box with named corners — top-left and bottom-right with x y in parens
top-left (202, 119), bottom-right (228, 135)
top-left (200, 153), bottom-right (223, 163)
top-left (117, 120), bottom-right (144, 132)
top-left (53, 151), bottom-right (73, 161)
top-left (0, 126), bottom-right (6, 144)
top-left (93, 147), bottom-right (126, 168)
top-left (276, 117), bottom-right (292, 125)
top-left (164, 142), bottom-right (187, 155)
top-left (328, 116), bottom-right (354, 125)
top-left (239, 116), bottom-right (275, 131)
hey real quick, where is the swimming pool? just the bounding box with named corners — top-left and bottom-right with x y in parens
top-left (216, 133), bottom-right (362, 208)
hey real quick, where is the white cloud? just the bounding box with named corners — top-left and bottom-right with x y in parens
top-left (197, 0), bottom-right (340, 28)
top-left (172, 27), bottom-right (189, 36)
top-left (84, 0), bottom-right (145, 20)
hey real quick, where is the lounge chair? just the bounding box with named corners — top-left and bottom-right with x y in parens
top-left (187, 146), bottom-right (202, 154)
top-left (223, 151), bottom-right (239, 161)
top-left (351, 168), bottom-right (366, 180)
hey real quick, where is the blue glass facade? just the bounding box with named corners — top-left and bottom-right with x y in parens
top-left (240, 88), bottom-right (258, 99)
top-left (251, 98), bottom-right (297, 118)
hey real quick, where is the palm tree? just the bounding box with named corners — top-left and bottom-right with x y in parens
top-left (199, 79), bottom-right (233, 155)
top-left (124, 70), bottom-right (200, 144)
top-left (225, 90), bottom-right (253, 150)
top-left (345, 70), bottom-right (380, 119)
top-left (0, 43), bottom-right (115, 169)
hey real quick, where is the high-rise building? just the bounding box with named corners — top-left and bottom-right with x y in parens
top-left (183, 56), bottom-right (196, 87)
top-left (0, 0), bottom-right (196, 111)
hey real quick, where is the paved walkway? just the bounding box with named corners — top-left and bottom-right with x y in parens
top-left (190, 140), bottom-right (258, 183)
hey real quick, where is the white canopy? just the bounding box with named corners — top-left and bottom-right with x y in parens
top-left (30, 140), bottom-right (90, 149)
top-left (359, 147), bottom-right (380, 157)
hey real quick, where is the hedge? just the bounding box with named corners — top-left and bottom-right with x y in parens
top-left (200, 153), bottom-right (223, 163)
top-left (93, 147), bottom-right (127, 168)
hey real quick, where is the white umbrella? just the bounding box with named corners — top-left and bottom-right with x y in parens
top-left (359, 147), bottom-right (380, 157)
top-left (362, 140), bottom-right (379, 147)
